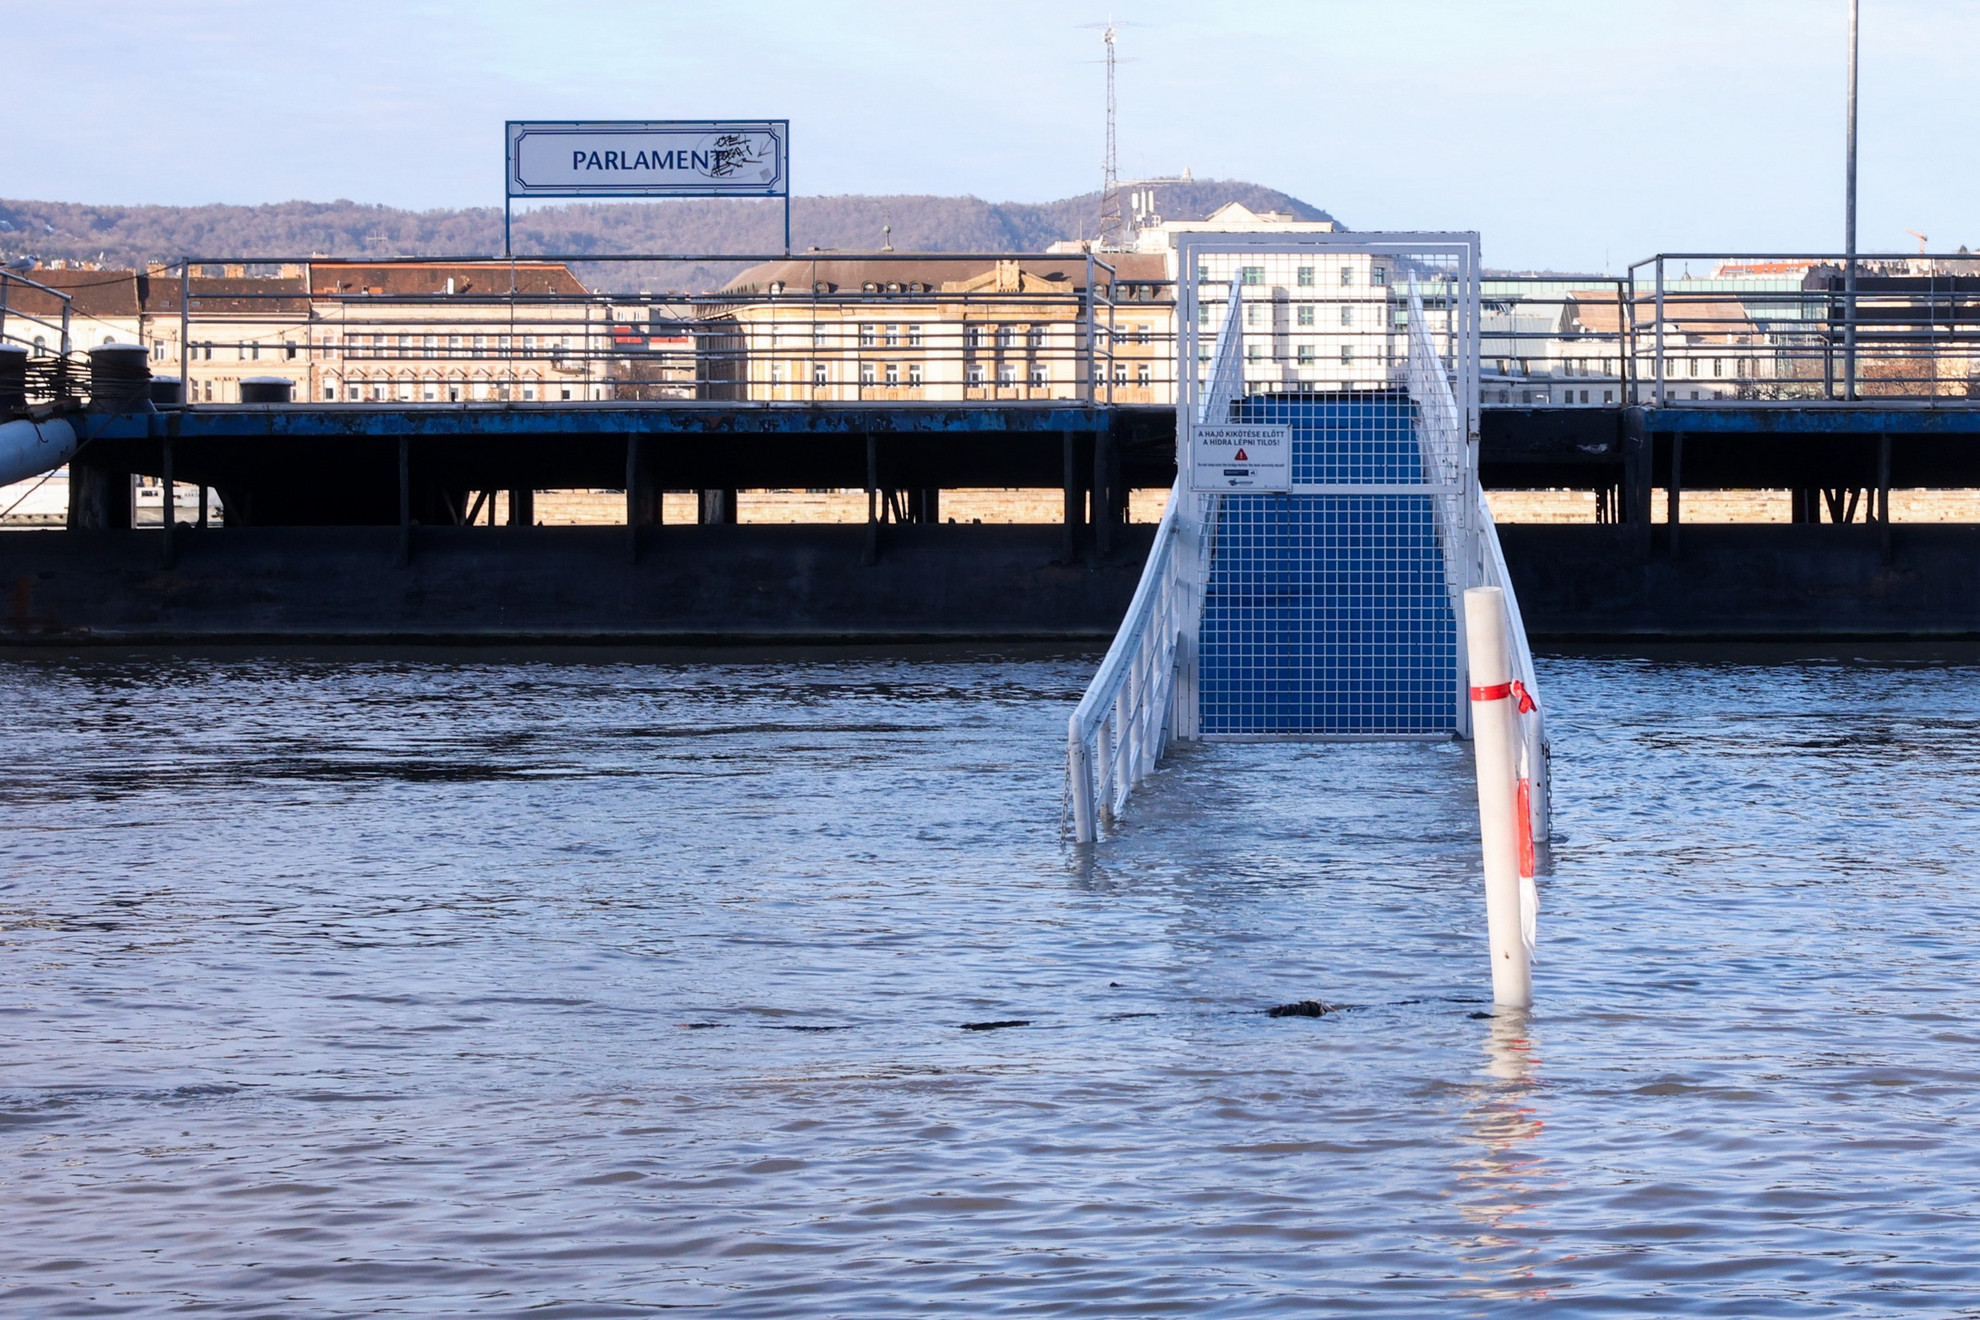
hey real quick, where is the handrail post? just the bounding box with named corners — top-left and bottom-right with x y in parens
top-left (179, 260), bottom-right (191, 406)
top-left (1654, 256), bottom-right (1666, 407)
top-left (1068, 720), bottom-right (1097, 843)
top-left (1084, 253), bottom-right (1096, 403)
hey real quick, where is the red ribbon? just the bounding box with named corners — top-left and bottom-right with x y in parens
top-left (1469, 680), bottom-right (1538, 714)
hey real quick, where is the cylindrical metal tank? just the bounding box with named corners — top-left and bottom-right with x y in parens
top-left (86, 343), bottom-right (154, 414)
top-left (0, 344), bottom-right (27, 413)
top-left (239, 376), bottom-right (294, 404)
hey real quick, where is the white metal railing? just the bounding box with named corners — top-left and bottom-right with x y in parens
top-left (1064, 279), bottom-right (1244, 841)
top-left (1065, 477), bottom-right (1218, 842)
top-left (1405, 280), bottom-right (1551, 841)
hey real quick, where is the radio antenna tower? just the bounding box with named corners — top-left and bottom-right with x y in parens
top-left (1097, 19), bottom-right (1122, 248)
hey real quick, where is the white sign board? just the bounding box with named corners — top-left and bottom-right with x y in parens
top-left (1190, 424), bottom-right (1293, 492)
top-left (506, 120), bottom-right (788, 198)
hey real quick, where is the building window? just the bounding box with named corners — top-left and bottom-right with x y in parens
top-left (813, 364), bottom-right (827, 386)
top-left (1027, 325), bottom-right (1044, 350)
top-left (884, 362), bottom-right (900, 384)
top-left (1297, 266), bottom-right (1315, 287)
top-left (1341, 266), bottom-right (1355, 287)
top-left (860, 362), bottom-right (876, 384)
top-left (1689, 358), bottom-right (1699, 377)
top-left (1247, 344), bottom-right (1261, 361)
top-left (1371, 267), bottom-right (1388, 286)
top-left (1341, 345), bottom-right (1354, 364)
top-left (908, 363), bottom-right (923, 386)
top-left (1298, 344), bottom-right (1315, 365)
top-left (1240, 266), bottom-right (1264, 286)
top-left (998, 362), bottom-right (1019, 384)
top-left (908, 325), bottom-right (923, 348)
top-left (1031, 364), bottom-right (1048, 386)
top-left (1297, 306), bottom-right (1315, 327)
top-left (560, 387), bottom-right (571, 400)
top-left (964, 325), bottom-right (982, 350)
top-left (1604, 389), bottom-right (1615, 403)
top-left (859, 324), bottom-right (877, 347)
top-left (522, 384), bottom-right (536, 400)
top-left (1197, 263), bottom-right (1211, 283)
top-left (1340, 306), bottom-right (1353, 327)
top-left (422, 382), bottom-right (438, 401)
top-left (884, 324), bottom-right (899, 347)
top-left (1135, 363), bottom-right (1151, 385)
top-left (996, 325), bottom-right (1014, 350)
top-left (1713, 358), bottom-right (1723, 377)
top-left (770, 363), bottom-right (786, 384)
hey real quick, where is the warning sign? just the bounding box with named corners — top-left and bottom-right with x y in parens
top-left (1190, 424), bottom-right (1292, 492)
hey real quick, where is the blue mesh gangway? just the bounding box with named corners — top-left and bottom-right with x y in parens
top-left (1067, 232), bottom-right (1548, 844)
top-left (1197, 391), bottom-right (1460, 737)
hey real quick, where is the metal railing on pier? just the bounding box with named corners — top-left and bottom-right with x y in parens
top-left (0, 270), bottom-right (86, 405)
top-left (135, 253), bottom-right (1161, 408)
top-left (1480, 254), bottom-right (1980, 408)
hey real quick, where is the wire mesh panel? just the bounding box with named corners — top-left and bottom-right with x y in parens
top-left (1197, 393), bottom-right (1459, 735)
top-left (1171, 233), bottom-right (1477, 740)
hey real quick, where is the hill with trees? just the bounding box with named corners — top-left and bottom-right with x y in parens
top-left (0, 182), bottom-right (1334, 292)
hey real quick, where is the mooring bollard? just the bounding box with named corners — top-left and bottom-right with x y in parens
top-left (1463, 586), bottom-right (1534, 1009)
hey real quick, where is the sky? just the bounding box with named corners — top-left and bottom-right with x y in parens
top-left (4, 0), bottom-right (1976, 271)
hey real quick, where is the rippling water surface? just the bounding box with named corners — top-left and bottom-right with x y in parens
top-left (3, 651), bottom-right (1980, 1316)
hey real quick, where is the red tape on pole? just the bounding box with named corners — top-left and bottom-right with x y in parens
top-left (1469, 680), bottom-right (1538, 714)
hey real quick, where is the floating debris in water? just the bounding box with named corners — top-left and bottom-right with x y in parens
top-left (960, 1019), bottom-right (1030, 1031)
top-left (1267, 1000), bottom-right (1334, 1019)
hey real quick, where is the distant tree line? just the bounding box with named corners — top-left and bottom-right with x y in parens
top-left (0, 182), bottom-right (1333, 292)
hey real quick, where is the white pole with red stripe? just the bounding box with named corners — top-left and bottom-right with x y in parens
top-left (1463, 587), bottom-right (1534, 1009)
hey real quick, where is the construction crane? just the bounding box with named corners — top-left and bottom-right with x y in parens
top-left (1907, 229), bottom-right (1929, 254)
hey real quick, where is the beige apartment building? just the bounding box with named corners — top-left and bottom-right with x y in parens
top-left (713, 253), bottom-right (1173, 404)
top-left (0, 260), bottom-right (612, 404)
top-left (307, 262), bottom-right (606, 403)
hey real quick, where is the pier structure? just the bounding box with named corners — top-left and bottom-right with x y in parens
top-left (3, 243), bottom-right (1980, 644)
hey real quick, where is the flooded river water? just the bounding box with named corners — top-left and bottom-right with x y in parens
top-left (3, 652), bottom-right (1979, 1316)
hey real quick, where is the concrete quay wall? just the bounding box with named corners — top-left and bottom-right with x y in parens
top-left (1500, 523), bottom-right (1980, 641)
top-left (0, 524), bottom-right (1155, 646)
top-left (8, 521), bottom-right (1980, 647)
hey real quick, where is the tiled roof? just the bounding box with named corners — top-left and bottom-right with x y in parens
top-left (724, 253), bottom-right (1170, 295)
top-left (144, 275), bottom-right (310, 316)
top-left (1, 268), bottom-right (142, 318)
top-left (310, 262), bottom-right (587, 297)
